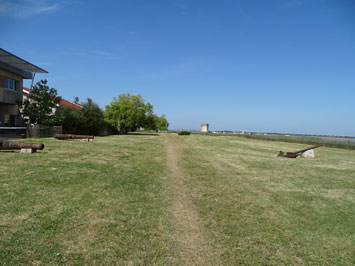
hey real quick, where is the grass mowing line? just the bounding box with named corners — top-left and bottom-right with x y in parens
top-left (164, 134), bottom-right (222, 265)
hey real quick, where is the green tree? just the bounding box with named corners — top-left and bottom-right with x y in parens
top-left (54, 106), bottom-right (80, 133)
top-left (144, 114), bottom-right (169, 131)
top-left (78, 98), bottom-right (106, 135)
top-left (23, 79), bottom-right (61, 125)
top-left (105, 94), bottom-right (165, 134)
top-left (156, 114), bottom-right (169, 131)
top-left (56, 98), bottom-right (106, 135)
top-left (74, 97), bottom-right (80, 104)
top-left (144, 113), bottom-right (158, 131)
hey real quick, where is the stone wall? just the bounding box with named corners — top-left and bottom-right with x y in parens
top-left (27, 125), bottom-right (62, 138)
top-left (201, 124), bottom-right (209, 133)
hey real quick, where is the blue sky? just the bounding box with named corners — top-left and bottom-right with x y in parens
top-left (1, 0), bottom-right (354, 136)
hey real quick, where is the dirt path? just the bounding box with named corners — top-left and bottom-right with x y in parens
top-left (165, 134), bottom-right (220, 265)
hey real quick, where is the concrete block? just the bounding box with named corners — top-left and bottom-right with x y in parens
top-left (301, 149), bottom-right (315, 158)
top-left (20, 148), bottom-right (36, 154)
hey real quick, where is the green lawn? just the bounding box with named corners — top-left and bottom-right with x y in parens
top-left (1, 134), bottom-right (354, 265)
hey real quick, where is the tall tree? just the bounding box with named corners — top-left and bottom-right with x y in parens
top-left (23, 79), bottom-right (61, 125)
top-left (78, 98), bottom-right (106, 135)
top-left (156, 114), bottom-right (169, 131)
top-left (144, 114), bottom-right (169, 131)
top-left (105, 94), bottom-right (161, 134)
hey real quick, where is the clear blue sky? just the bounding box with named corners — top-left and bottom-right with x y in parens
top-left (1, 0), bottom-right (354, 136)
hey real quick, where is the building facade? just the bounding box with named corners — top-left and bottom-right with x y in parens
top-left (0, 65), bottom-right (25, 126)
top-left (0, 48), bottom-right (47, 127)
top-left (201, 123), bottom-right (209, 132)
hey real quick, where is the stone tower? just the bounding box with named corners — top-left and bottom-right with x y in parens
top-left (201, 124), bottom-right (209, 132)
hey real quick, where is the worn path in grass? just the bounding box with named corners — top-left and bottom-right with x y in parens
top-left (165, 134), bottom-right (221, 265)
top-left (178, 134), bottom-right (355, 265)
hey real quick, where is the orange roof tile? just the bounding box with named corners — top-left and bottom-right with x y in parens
top-left (23, 87), bottom-right (82, 109)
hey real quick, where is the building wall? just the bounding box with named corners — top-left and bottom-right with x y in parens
top-left (0, 103), bottom-right (21, 126)
top-left (201, 124), bottom-right (209, 132)
top-left (0, 68), bottom-right (24, 126)
top-left (0, 68), bottom-right (23, 105)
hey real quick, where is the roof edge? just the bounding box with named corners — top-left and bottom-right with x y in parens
top-left (0, 61), bottom-right (33, 79)
top-left (0, 48), bottom-right (48, 74)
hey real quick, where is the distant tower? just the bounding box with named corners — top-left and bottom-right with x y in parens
top-left (201, 123), bottom-right (209, 133)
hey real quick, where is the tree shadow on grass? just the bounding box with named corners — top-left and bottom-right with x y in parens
top-left (126, 132), bottom-right (159, 136)
top-left (0, 151), bottom-right (48, 154)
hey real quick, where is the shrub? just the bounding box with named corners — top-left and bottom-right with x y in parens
top-left (178, 131), bottom-right (191, 135)
top-left (55, 98), bottom-right (109, 135)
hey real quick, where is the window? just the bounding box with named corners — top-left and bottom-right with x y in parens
top-left (3, 115), bottom-right (16, 126)
top-left (4, 114), bottom-right (10, 125)
top-left (4, 78), bottom-right (17, 91)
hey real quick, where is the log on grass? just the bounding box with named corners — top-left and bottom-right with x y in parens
top-left (0, 141), bottom-right (44, 150)
top-left (55, 134), bottom-right (94, 140)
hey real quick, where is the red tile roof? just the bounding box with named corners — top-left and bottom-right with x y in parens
top-left (23, 87), bottom-right (31, 93)
top-left (58, 98), bottom-right (82, 109)
top-left (23, 87), bottom-right (82, 109)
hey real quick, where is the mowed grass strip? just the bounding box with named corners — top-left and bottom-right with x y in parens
top-left (178, 134), bottom-right (355, 265)
top-left (0, 135), bottom-right (175, 265)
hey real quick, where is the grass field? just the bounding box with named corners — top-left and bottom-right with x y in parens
top-left (1, 134), bottom-right (354, 265)
top-left (242, 133), bottom-right (355, 150)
